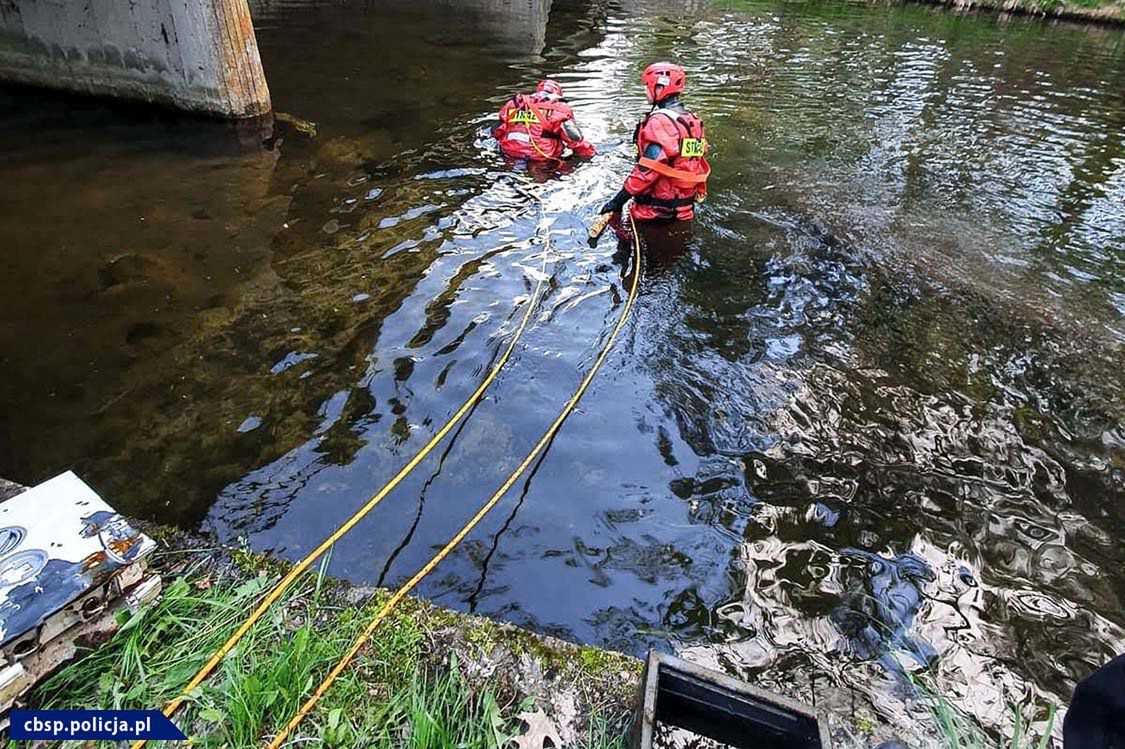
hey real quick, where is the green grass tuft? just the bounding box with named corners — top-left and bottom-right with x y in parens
top-left (19, 568), bottom-right (631, 749)
top-left (907, 665), bottom-right (1058, 749)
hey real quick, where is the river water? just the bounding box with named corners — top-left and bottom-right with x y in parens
top-left (1, 0), bottom-right (1123, 743)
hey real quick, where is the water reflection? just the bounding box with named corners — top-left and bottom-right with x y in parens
top-left (252, 0), bottom-right (554, 52)
top-left (0, 0), bottom-right (596, 524)
top-left (831, 550), bottom-right (938, 673)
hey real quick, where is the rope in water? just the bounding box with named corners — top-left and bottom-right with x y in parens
top-left (130, 191), bottom-right (553, 749)
top-left (265, 211), bottom-right (643, 748)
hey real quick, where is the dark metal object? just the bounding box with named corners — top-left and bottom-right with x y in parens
top-left (633, 651), bottom-right (829, 749)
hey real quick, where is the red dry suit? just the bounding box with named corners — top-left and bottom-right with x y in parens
top-left (493, 93), bottom-right (596, 162)
top-left (624, 106), bottom-right (710, 221)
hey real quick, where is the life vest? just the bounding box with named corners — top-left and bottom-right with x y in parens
top-left (628, 107), bottom-right (710, 221)
top-left (496, 94), bottom-right (573, 161)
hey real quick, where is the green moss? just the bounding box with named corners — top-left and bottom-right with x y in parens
top-left (1013, 406), bottom-right (1054, 446)
top-left (463, 622), bottom-right (503, 653)
top-left (578, 646), bottom-right (633, 678)
top-left (133, 521), bottom-right (183, 545)
top-left (505, 627), bottom-right (566, 664)
top-left (229, 545), bottom-right (291, 578)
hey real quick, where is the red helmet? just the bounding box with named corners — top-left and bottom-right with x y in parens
top-left (536, 79), bottom-right (564, 98)
top-left (641, 62), bottom-right (686, 103)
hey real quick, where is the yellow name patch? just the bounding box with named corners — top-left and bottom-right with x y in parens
top-left (508, 109), bottom-right (540, 125)
top-left (680, 138), bottom-right (706, 158)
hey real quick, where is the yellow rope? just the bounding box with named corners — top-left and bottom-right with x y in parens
top-left (131, 202), bottom-right (553, 749)
top-left (529, 125), bottom-right (564, 165)
top-left (265, 211), bottom-right (643, 748)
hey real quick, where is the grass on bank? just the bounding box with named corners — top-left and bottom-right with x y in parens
top-left (717, 0), bottom-right (1125, 23)
top-left (955, 0), bottom-right (1125, 20)
top-left (21, 562), bottom-right (631, 749)
top-left (840, 593), bottom-right (1060, 749)
top-left (23, 548), bottom-right (1061, 749)
top-left (910, 668), bottom-right (1058, 749)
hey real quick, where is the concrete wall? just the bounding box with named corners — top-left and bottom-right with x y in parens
top-left (0, 0), bottom-right (270, 118)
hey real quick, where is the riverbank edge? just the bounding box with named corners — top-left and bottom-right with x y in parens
top-left (136, 521), bottom-right (642, 744)
top-left (3, 484), bottom-right (1049, 748)
top-left (1, 474), bottom-right (641, 746)
top-left (901, 0), bottom-right (1125, 25)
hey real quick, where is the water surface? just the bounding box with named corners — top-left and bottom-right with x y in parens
top-left (1, 0), bottom-right (1123, 742)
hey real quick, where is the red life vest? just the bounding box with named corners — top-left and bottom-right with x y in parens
top-left (495, 94), bottom-right (574, 161)
top-left (626, 107), bottom-right (710, 222)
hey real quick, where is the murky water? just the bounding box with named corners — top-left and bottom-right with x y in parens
top-left (2, 0), bottom-right (1123, 743)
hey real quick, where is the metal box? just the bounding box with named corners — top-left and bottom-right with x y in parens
top-left (633, 651), bottom-right (830, 749)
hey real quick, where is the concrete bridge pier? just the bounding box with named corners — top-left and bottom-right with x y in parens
top-left (0, 0), bottom-right (270, 118)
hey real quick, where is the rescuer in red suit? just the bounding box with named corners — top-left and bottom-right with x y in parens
top-left (492, 79), bottom-right (596, 162)
top-left (598, 62), bottom-right (710, 224)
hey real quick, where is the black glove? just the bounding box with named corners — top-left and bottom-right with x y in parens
top-left (599, 188), bottom-right (630, 215)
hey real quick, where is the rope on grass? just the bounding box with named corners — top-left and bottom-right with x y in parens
top-left (131, 188), bottom-right (554, 749)
top-left (265, 211), bottom-right (644, 748)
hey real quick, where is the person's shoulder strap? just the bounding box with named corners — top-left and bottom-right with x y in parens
top-left (519, 95), bottom-right (554, 128)
top-left (650, 108), bottom-right (692, 139)
top-left (680, 110), bottom-right (703, 138)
